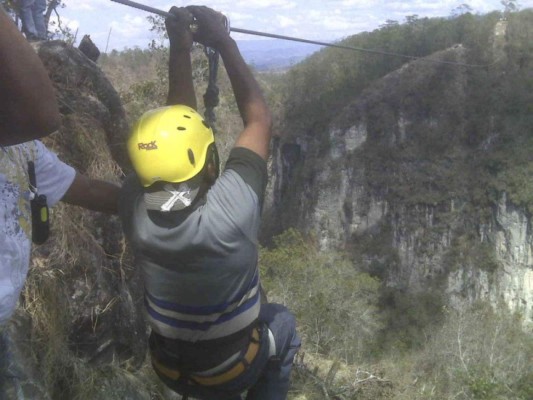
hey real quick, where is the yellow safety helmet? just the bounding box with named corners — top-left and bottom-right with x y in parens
top-left (128, 105), bottom-right (215, 187)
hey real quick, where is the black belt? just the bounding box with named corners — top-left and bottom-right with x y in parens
top-left (151, 327), bottom-right (262, 386)
top-left (150, 323), bottom-right (255, 371)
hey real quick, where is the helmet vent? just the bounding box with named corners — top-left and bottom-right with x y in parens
top-left (184, 115), bottom-right (191, 119)
top-left (202, 120), bottom-right (211, 129)
top-left (188, 149), bottom-right (195, 166)
top-left (177, 126), bottom-right (186, 131)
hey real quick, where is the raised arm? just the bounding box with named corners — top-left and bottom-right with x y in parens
top-left (0, 8), bottom-right (60, 146)
top-left (187, 6), bottom-right (272, 160)
top-left (165, 7), bottom-right (196, 109)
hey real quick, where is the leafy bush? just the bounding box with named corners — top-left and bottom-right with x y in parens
top-left (392, 303), bottom-right (533, 400)
top-left (377, 289), bottom-right (445, 354)
top-left (260, 229), bottom-right (383, 363)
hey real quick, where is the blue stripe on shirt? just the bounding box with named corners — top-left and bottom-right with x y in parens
top-left (145, 271), bottom-right (259, 315)
top-left (144, 289), bottom-right (260, 331)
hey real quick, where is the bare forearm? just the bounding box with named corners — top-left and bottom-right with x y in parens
top-left (218, 38), bottom-right (271, 128)
top-left (184, 5), bottom-right (271, 158)
top-left (62, 174), bottom-right (119, 214)
top-left (0, 10), bottom-right (60, 145)
top-left (165, 7), bottom-right (196, 108)
top-left (167, 46), bottom-right (196, 108)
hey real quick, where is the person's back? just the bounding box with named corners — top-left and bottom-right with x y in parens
top-left (119, 6), bottom-right (300, 400)
top-left (120, 108), bottom-right (265, 345)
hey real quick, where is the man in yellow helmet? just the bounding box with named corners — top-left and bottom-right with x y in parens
top-left (119, 5), bottom-right (300, 400)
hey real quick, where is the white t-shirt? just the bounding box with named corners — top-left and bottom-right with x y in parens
top-left (0, 140), bottom-right (75, 324)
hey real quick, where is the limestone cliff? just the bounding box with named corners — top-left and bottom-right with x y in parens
top-left (266, 17), bottom-right (533, 323)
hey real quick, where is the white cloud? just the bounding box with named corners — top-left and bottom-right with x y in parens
top-left (276, 15), bottom-right (298, 28)
top-left (226, 11), bottom-right (255, 25)
top-left (57, 0), bottom-right (533, 51)
top-left (341, 0), bottom-right (381, 7)
top-left (49, 14), bottom-right (80, 32)
top-left (236, 0), bottom-right (297, 9)
top-left (110, 14), bottom-right (147, 36)
top-left (63, 0), bottom-right (108, 12)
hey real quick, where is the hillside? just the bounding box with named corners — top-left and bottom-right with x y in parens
top-left (262, 9), bottom-right (533, 397)
top-left (236, 39), bottom-right (322, 71)
top-left (266, 9), bottom-right (533, 317)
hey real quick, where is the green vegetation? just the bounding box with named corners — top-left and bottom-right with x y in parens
top-left (260, 230), bottom-right (533, 399)
top-left (267, 16), bottom-right (533, 398)
top-left (278, 12), bottom-right (500, 140)
top-left (275, 9), bottom-right (533, 216)
top-left (16, 226), bottom-right (533, 399)
top-left (444, 232), bottom-right (500, 273)
top-left (260, 229), bottom-right (383, 362)
top-left (399, 302), bottom-right (533, 400)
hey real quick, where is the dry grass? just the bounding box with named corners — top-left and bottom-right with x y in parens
top-left (15, 106), bottom-right (147, 398)
top-left (289, 350), bottom-right (394, 400)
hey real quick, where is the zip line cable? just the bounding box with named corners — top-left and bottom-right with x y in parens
top-left (109, 0), bottom-right (497, 68)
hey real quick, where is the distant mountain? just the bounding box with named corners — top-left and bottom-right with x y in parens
top-left (236, 39), bottom-right (322, 71)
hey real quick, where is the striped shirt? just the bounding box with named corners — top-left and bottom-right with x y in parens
top-left (120, 147), bottom-right (268, 341)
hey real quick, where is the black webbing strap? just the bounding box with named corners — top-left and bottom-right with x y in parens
top-left (203, 46), bottom-right (220, 129)
top-left (201, 13), bottom-right (229, 131)
top-left (28, 160), bottom-right (37, 192)
top-left (28, 161), bottom-right (50, 245)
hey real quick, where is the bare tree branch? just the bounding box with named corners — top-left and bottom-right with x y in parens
top-left (44, 0), bottom-right (61, 30)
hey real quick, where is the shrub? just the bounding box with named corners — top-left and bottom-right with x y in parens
top-left (260, 229), bottom-right (383, 363)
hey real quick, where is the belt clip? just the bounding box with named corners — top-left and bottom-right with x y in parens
top-left (267, 328), bottom-right (276, 358)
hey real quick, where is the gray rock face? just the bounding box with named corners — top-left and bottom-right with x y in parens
top-left (266, 41), bottom-right (533, 323)
top-left (37, 40), bottom-right (131, 172)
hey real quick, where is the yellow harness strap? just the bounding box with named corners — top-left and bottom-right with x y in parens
top-left (152, 327), bottom-right (261, 387)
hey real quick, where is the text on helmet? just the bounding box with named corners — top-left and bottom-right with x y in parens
top-left (138, 141), bottom-right (158, 150)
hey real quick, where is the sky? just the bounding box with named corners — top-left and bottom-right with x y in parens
top-left (54, 0), bottom-right (533, 52)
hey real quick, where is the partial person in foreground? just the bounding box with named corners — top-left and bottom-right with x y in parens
top-left (1, 6), bottom-right (122, 397)
top-left (0, 140), bottom-right (121, 397)
top-left (0, 6), bottom-right (59, 146)
top-left (1, 1), bottom-right (121, 332)
top-left (119, 5), bottom-right (300, 400)
top-left (19, 0), bottom-right (47, 41)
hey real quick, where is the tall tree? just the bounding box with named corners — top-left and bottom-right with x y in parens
top-left (501, 0), bottom-right (520, 15)
top-left (451, 3), bottom-right (473, 18)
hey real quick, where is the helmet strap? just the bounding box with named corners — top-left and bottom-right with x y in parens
top-left (201, 144), bottom-right (219, 187)
top-left (211, 144), bottom-right (220, 178)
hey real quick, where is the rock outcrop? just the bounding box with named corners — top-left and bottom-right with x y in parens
top-left (267, 30), bottom-right (533, 324)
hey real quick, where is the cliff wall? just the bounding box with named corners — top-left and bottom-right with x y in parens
top-left (266, 18), bottom-right (533, 323)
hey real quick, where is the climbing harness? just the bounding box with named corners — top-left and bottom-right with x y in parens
top-left (150, 323), bottom-right (277, 397)
top-left (151, 326), bottom-right (262, 386)
top-left (153, 327), bottom-right (260, 386)
top-left (109, 0), bottom-right (498, 69)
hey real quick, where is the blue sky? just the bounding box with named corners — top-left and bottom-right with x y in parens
top-left (55, 0), bottom-right (533, 51)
